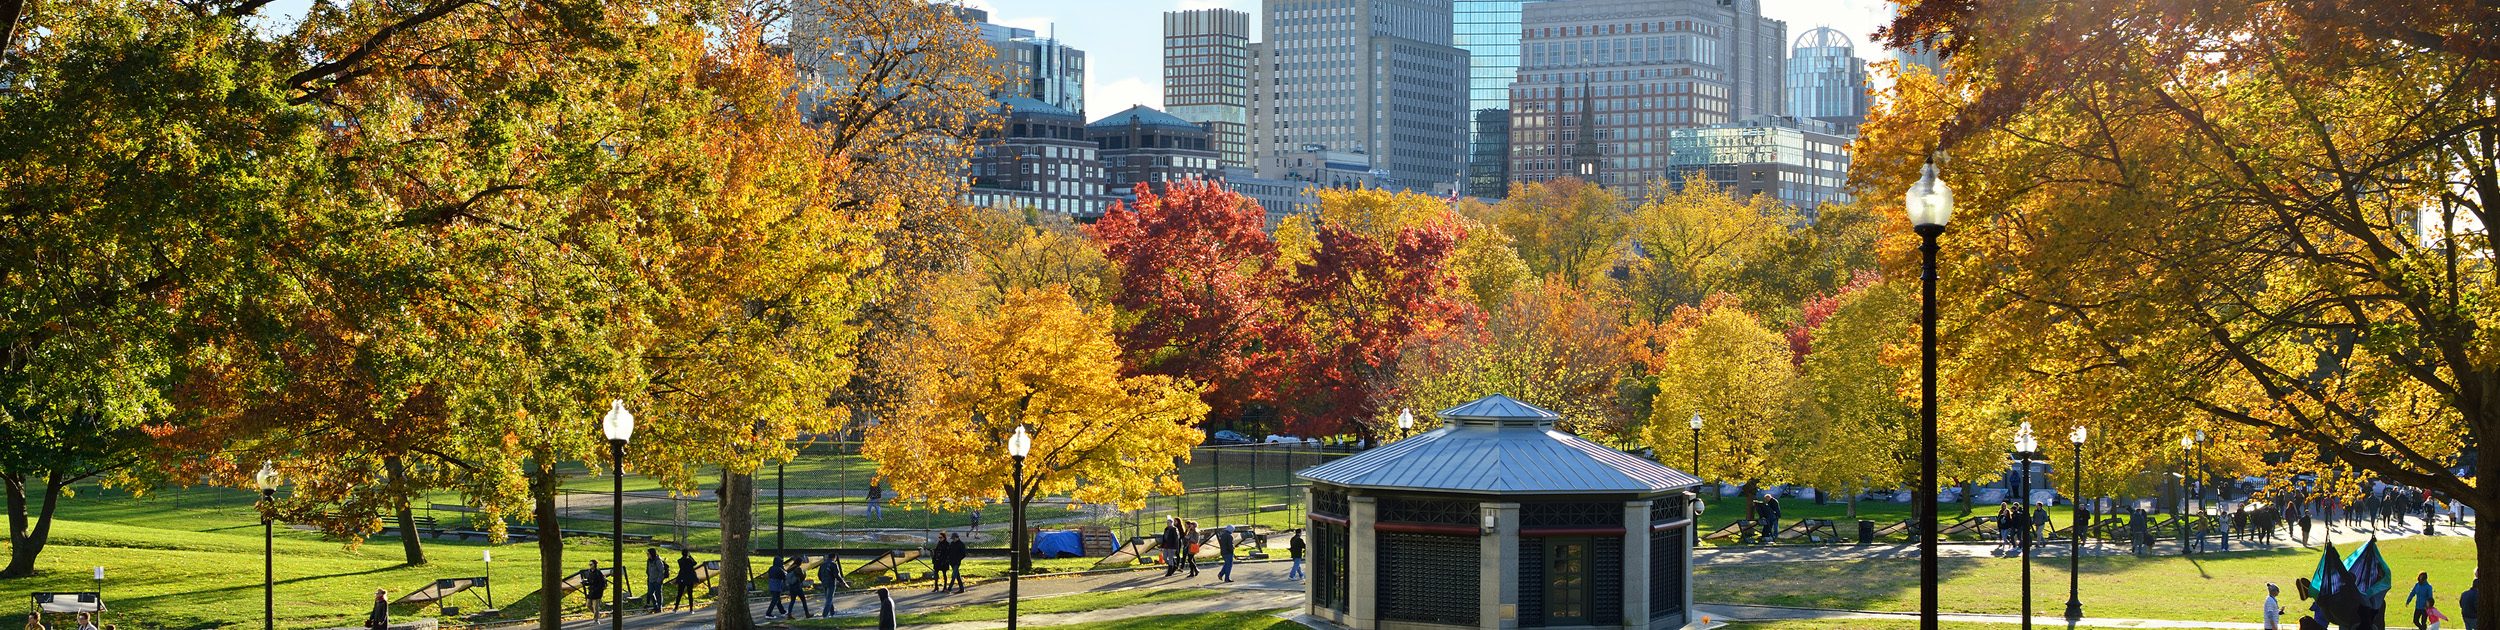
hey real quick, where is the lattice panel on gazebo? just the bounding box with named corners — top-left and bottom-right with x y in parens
top-left (1516, 538), bottom-right (1544, 625)
top-left (1313, 489), bottom-right (1349, 518)
top-left (1380, 497), bottom-right (1478, 526)
top-left (1524, 501), bottom-right (1621, 528)
top-left (1651, 497), bottom-right (1685, 524)
top-left (1592, 535), bottom-right (1623, 626)
top-left (1377, 531), bottom-right (1483, 626)
top-left (1651, 528), bottom-right (1684, 619)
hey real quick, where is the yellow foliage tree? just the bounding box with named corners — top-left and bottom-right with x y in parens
top-left (1484, 179), bottom-right (1627, 290)
top-left (1618, 175), bottom-right (1802, 322)
top-left (864, 287), bottom-right (1208, 515)
top-left (1641, 302), bottom-right (1802, 487)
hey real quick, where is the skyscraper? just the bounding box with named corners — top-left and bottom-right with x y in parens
top-left (1250, 0), bottom-right (1470, 190)
top-left (1455, 0), bottom-right (1554, 198)
top-left (988, 33), bottom-right (1088, 115)
top-left (1786, 26), bottom-right (1868, 128)
top-left (1504, 0), bottom-right (1787, 198)
top-left (1164, 9), bottom-right (1255, 168)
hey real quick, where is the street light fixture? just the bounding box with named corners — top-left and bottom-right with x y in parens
top-left (1397, 408), bottom-right (1414, 440)
top-left (2064, 425), bottom-right (2087, 626)
top-left (1689, 413), bottom-right (1704, 544)
top-left (601, 400), bottom-right (635, 630)
top-left (1006, 425), bottom-right (1033, 630)
top-left (2178, 434), bottom-right (2195, 553)
top-left (2014, 422), bottom-right (2039, 630)
top-left (256, 461), bottom-right (283, 630)
top-left (1904, 157), bottom-right (1953, 630)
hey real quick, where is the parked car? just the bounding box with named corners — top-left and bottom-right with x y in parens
top-left (1265, 434), bottom-right (1307, 444)
top-left (1205, 430), bottom-right (1255, 445)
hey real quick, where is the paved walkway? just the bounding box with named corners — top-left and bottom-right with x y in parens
top-left (1688, 603), bottom-right (2268, 629)
top-left (1697, 517), bottom-right (2474, 565)
top-left (515, 560), bottom-right (1303, 630)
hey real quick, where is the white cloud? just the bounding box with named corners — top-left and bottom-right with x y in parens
top-left (1090, 76), bottom-right (1162, 118)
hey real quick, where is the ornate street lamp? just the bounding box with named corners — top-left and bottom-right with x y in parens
top-left (1006, 425), bottom-right (1034, 630)
top-left (1904, 158), bottom-right (1954, 630)
top-left (601, 400), bottom-right (636, 630)
top-left (2064, 425), bottom-right (2088, 626)
top-left (2014, 422), bottom-right (2039, 630)
top-left (1690, 413), bottom-right (1705, 544)
top-left (1397, 408), bottom-right (1415, 440)
top-left (2178, 434), bottom-right (2195, 553)
top-left (256, 462), bottom-right (283, 630)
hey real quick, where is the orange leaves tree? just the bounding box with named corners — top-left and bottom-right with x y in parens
top-left (862, 287), bottom-right (1206, 533)
top-left (1867, 0), bottom-right (2500, 591)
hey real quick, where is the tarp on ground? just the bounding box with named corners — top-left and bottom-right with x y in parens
top-left (1032, 531), bottom-right (1085, 559)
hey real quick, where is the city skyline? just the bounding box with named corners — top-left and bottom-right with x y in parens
top-left (970, 0), bottom-right (1895, 121)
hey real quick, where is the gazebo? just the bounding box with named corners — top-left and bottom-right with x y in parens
top-left (1296, 394), bottom-right (1703, 630)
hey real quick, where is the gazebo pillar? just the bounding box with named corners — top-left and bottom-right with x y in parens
top-left (1349, 496), bottom-right (1379, 630)
top-left (1481, 501), bottom-right (1520, 630)
top-left (1622, 500), bottom-right (1652, 628)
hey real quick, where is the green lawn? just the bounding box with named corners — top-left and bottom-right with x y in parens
top-left (781, 589), bottom-right (1224, 628)
top-left (960, 609), bottom-right (1302, 630)
top-left (0, 518), bottom-right (700, 630)
top-left (1720, 620), bottom-right (2057, 630)
top-left (1695, 535), bottom-right (2479, 622)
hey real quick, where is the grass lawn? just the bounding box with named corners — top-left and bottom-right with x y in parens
top-left (781, 588), bottom-right (1224, 628)
top-left (1696, 535), bottom-right (2479, 622)
top-left (1719, 620), bottom-right (2054, 630)
top-left (0, 518), bottom-right (696, 630)
top-left (951, 609), bottom-right (1302, 630)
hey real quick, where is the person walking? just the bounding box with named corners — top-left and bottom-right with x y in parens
top-left (2130, 506), bottom-right (2151, 557)
top-left (643, 548), bottom-right (669, 613)
top-left (2033, 503), bottom-right (2052, 550)
top-left (927, 539), bottom-right (952, 593)
top-left (819, 552), bottom-right (849, 616)
top-left (2460, 578), bottom-right (2479, 630)
top-left (876, 588), bottom-right (898, 630)
top-left (2265, 584), bottom-right (2283, 630)
top-left (25, 612), bottom-right (46, 630)
top-left (946, 533), bottom-right (967, 593)
top-left (1287, 529), bottom-right (1307, 580)
top-left (1215, 525), bottom-right (1238, 583)
top-left (2411, 572), bottom-right (2438, 630)
top-left (784, 557), bottom-right (814, 619)
top-left (765, 555), bottom-right (789, 618)
top-left (1757, 493), bottom-right (1782, 545)
top-left (582, 560), bottom-right (609, 625)
top-left (366, 590), bottom-right (390, 630)
top-left (1161, 517), bottom-right (1184, 577)
top-left (1182, 520), bottom-right (1203, 577)
top-left (671, 551), bottom-right (703, 612)
top-left (866, 482), bottom-right (884, 519)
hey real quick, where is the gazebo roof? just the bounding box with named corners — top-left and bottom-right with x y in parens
top-left (1296, 394), bottom-right (1701, 495)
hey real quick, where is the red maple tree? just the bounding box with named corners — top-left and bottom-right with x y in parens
top-left (1087, 181), bottom-right (1286, 424)
top-left (1270, 220), bottom-right (1465, 438)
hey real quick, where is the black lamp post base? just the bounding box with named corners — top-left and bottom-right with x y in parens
top-left (2063, 600), bottom-right (2083, 624)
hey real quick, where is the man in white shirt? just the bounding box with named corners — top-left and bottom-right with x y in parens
top-left (2265, 583), bottom-right (2283, 630)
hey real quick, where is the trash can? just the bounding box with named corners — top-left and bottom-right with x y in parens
top-left (1858, 519), bottom-right (1876, 544)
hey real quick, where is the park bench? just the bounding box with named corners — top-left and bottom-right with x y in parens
top-left (1771, 519), bottom-right (1841, 543)
top-left (1093, 536), bottom-right (1161, 568)
top-left (392, 577), bottom-right (487, 614)
top-left (845, 549), bottom-right (924, 583)
top-left (1868, 519), bottom-right (1914, 540)
top-left (1934, 516), bottom-right (1994, 539)
top-left (32, 592), bottom-right (104, 614)
top-left (552, 567), bottom-right (619, 596)
top-left (1699, 520), bottom-right (1754, 543)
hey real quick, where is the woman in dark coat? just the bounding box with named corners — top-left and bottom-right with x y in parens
top-left (366, 589), bottom-right (390, 630)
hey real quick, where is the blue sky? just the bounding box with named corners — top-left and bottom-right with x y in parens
top-left (970, 0), bottom-right (1901, 121)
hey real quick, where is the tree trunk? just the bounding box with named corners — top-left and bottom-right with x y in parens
top-left (1959, 481), bottom-right (1975, 518)
top-left (2477, 452), bottom-right (2496, 630)
top-left (532, 464), bottom-right (564, 630)
top-left (386, 455), bottom-right (428, 566)
top-left (2, 471), bottom-right (64, 578)
top-left (714, 469), bottom-right (754, 630)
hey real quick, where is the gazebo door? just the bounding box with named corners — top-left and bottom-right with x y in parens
top-left (1542, 536), bottom-right (1593, 625)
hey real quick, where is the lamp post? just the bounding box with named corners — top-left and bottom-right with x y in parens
top-left (1006, 425), bottom-right (1033, 630)
top-left (255, 462), bottom-right (283, 630)
top-left (2178, 434), bottom-right (2194, 554)
top-left (1397, 408), bottom-right (1415, 441)
top-left (1904, 158), bottom-right (1954, 630)
top-left (2014, 422), bottom-right (2038, 630)
top-left (2064, 425), bottom-right (2087, 626)
top-left (1689, 413), bottom-right (1704, 544)
top-left (601, 400), bottom-right (635, 630)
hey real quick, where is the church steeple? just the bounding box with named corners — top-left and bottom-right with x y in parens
top-left (1570, 80), bottom-right (1602, 186)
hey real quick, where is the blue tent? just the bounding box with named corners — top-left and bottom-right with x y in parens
top-left (1032, 531), bottom-right (1085, 559)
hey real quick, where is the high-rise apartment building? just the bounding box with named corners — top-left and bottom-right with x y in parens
top-left (988, 34), bottom-right (1088, 115)
top-left (1504, 0), bottom-right (1787, 198)
top-left (1786, 27), bottom-right (1868, 129)
top-left (965, 96), bottom-right (1112, 216)
top-left (1164, 10), bottom-right (1255, 168)
top-left (1250, 0), bottom-right (1470, 190)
